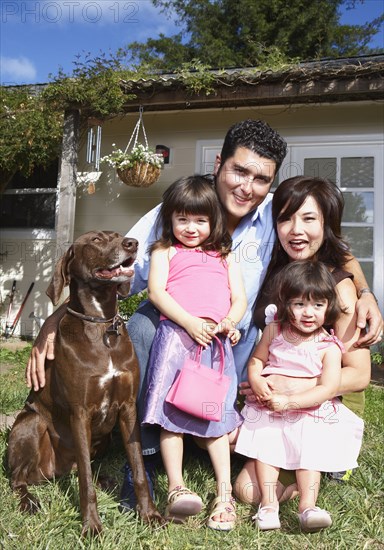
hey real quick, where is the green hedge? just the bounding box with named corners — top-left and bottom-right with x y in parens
top-left (118, 291), bottom-right (148, 320)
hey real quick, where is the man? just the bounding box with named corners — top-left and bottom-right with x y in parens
top-left (26, 120), bottom-right (382, 511)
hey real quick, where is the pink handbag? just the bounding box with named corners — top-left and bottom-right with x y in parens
top-left (165, 335), bottom-right (231, 422)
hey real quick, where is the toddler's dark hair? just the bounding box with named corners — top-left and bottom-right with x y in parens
top-left (274, 261), bottom-right (344, 327)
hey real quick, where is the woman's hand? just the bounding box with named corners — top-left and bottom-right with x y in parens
top-left (355, 292), bottom-right (383, 347)
top-left (264, 393), bottom-right (291, 412)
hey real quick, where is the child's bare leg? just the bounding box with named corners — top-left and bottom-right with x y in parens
top-left (199, 434), bottom-right (236, 527)
top-left (205, 434), bottom-right (232, 500)
top-left (256, 460), bottom-right (280, 510)
top-left (160, 429), bottom-right (184, 491)
top-left (295, 469), bottom-right (320, 513)
top-left (254, 460), bottom-right (281, 530)
top-left (296, 469), bottom-right (332, 531)
top-left (234, 459), bottom-right (298, 505)
top-left (162, 430), bottom-right (203, 522)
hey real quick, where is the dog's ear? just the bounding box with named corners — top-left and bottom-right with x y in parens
top-left (46, 246), bottom-right (74, 305)
top-left (116, 281), bottom-right (131, 298)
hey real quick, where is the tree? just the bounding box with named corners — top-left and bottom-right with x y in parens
top-left (0, 87), bottom-right (63, 192)
top-left (127, 0), bottom-right (384, 70)
top-left (1, 52), bottom-right (137, 190)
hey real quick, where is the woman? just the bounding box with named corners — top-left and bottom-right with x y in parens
top-left (234, 175), bottom-right (371, 506)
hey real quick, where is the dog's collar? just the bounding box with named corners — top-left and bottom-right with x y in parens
top-left (66, 306), bottom-right (117, 324)
top-left (67, 307), bottom-right (124, 348)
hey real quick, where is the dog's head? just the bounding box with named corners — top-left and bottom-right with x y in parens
top-left (46, 231), bottom-right (138, 305)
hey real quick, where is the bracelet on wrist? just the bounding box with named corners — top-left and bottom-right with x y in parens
top-left (358, 288), bottom-right (378, 303)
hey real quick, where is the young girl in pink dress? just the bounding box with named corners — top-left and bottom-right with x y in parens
top-left (143, 175), bottom-right (246, 530)
top-left (235, 260), bottom-right (364, 533)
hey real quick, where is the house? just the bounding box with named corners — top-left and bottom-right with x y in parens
top-left (1, 54), bottom-right (383, 337)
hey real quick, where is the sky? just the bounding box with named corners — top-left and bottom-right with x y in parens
top-left (1, 0), bottom-right (383, 85)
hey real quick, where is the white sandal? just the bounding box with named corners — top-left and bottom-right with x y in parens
top-left (206, 496), bottom-right (236, 531)
top-left (253, 504), bottom-right (281, 531)
top-left (165, 486), bottom-right (203, 523)
top-left (298, 506), bottom-right (332, 532)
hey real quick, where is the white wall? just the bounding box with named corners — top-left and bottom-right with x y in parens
top-left (1, 101), bottom-right (383, 336)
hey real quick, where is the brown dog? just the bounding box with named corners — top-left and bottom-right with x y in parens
top-left (8, 231), bottom-right (162, 535)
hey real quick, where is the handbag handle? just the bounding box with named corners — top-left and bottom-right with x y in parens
top-left (195, 335), bottom-right (225, 377)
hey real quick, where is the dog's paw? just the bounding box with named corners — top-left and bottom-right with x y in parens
top-left (19, 492), bottom-right (40, 514)
top-left (81, 519), bottom-right (103, 538)
top-left (137, 504), bottom-right (165, 527)
top-left (96, 474), bottom-right (118, 493)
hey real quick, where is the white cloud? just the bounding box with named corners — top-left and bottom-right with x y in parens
top-left (37, 0), bottom-right (178, 33)
top-left (1, 56), bottom-right (37, 83)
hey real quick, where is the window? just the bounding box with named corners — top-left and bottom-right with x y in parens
top-left (302, 155), bottom-right (375, 286)
top-left (1, 161), bottom-right (58, 229)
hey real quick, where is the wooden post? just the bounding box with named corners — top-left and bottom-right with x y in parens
top-left (55, 109), bottom-right (80, 259)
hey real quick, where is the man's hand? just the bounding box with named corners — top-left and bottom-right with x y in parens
top-left (355, 293), bottom-right (383, 347)
top-left (26, 324), bottom-right (56, 390)
top-left (25, 303), bottom-right (67, 390)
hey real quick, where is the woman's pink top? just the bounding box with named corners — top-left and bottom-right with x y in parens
top-left (160, 246), bottom-right (231, 323)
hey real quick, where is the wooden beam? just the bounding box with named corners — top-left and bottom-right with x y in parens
top-left (55, 109), bottom-right (80, 259)
top-left (121, 74), bottom-right (384, 112)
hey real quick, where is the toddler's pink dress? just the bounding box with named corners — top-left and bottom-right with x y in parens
top-left (235, 330), bottom-right (364, 472)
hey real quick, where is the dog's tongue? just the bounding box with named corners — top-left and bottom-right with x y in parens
top-left (97, 265), bottom-right (134, 279)
top-left (118, 265), bottom-right (134, 277)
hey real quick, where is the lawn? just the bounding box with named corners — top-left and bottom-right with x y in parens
top-left (0, 345), bottom-right (383, 549)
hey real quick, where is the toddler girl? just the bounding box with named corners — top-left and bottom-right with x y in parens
top-left (235, 260), bottom-right (364, 532)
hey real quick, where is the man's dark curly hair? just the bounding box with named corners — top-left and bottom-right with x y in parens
top-left (219, 119), bottom-right (287, 174)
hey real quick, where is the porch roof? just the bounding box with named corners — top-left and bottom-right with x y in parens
top-left (120, 54), bottom-right (384, 112)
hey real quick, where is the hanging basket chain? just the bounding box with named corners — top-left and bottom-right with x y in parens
top-left (124, 106), bottom-right (149, 153)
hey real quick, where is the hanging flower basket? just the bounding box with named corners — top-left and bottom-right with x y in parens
top-left (100, 108), bottom-right (164, 188)
top-left (117, 161), bottom-right (162, 188)
top-left (101, 144), bottom-right (164, 187)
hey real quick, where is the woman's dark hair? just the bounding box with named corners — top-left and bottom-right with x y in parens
top-left (151, 175), bottom-right (232, 256)
top-left (254, 176), bottom-right (351, 326)
top-left (274, 261), bottom-right (344, 327)
top-left (273, 176), bottom-right (350, 264)
top-left (257, 176), bottom-right (351, 299)
top-left (219, 119), bottom-right (288, 174)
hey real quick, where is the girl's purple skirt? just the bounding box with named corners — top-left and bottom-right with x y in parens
top-left (142, 320), bottom-right (242, 438)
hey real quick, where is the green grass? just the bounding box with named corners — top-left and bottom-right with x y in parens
top-left (1, 347), bottom-right (383, 549)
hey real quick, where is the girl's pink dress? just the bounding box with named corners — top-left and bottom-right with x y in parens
top-left (143, 247), bottom-right (242, 438)
top-left (235, 331), bottom-right (364, 472)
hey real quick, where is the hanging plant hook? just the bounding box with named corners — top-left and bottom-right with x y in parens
top-left (124, 105), bottom-right (149, 153)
